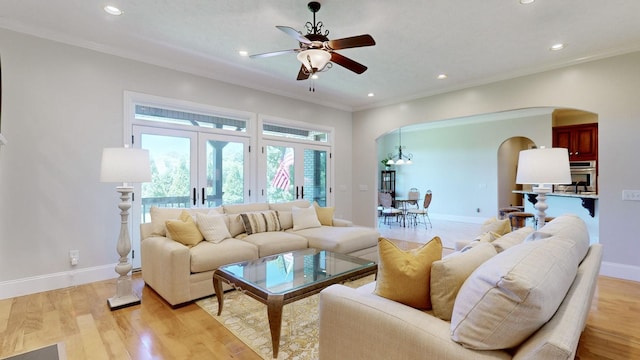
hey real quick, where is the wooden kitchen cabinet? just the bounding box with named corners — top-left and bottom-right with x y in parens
top-left (552, 123), bottom-right (598, 161)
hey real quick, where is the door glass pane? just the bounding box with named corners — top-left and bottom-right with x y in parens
top-left (140, 134), bottom-right (192, 222)
top-left (266, 145), bottom-right (295, 203)
top-left (205, 139), bottom-right (245, 206)
top-left (303, 149), bottom-right (327, 206)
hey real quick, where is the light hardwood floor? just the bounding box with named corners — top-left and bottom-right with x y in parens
top-left (1, 219), bottom-right (639, 359)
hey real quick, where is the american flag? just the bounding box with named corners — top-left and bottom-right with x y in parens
top-left (272, 148), bottom-right (294, 190)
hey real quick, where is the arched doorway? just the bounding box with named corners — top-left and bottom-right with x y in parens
top-left (497, 136), bottom-right (535, 209)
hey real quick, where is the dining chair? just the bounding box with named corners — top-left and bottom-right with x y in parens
top-left (407, 190), bottom-right (432, 229)
top-left (407, 188), bottom-right (420, 209)
top-left (378, 192), bottom-right (403, 226)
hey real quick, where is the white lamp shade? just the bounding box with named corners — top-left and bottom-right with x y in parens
top-left (297, 49), bottom-right (331, 71)
top-left (100, 147), bottom-right (152, 183)
top-left (516, 147), bottom-right (571, 185)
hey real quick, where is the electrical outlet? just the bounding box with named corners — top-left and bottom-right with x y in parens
top-left (69, 250), bottom-right (79, 266)
top-left (622, 190), bottom-right (640, 201)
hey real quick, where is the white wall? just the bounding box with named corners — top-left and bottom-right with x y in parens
top-left (0, 29), bottom-right (353, 298)
top-left (378, 114), bottom-right (551, 222)
top-left (353, 51), bottom-right (640, 282)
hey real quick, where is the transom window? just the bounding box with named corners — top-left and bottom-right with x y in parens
top-left (263, 122), bottom-right (328, 142)
top-left (135, 105), bottom-right (248, 132)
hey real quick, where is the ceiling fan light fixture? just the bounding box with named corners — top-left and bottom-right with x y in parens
top-left (103, 5), bottom-right (123, 16)
top-left (297, 49), bottom-right (331, 72)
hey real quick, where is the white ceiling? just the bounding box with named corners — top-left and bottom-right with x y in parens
top-left (1, 0), bottom-right (640, 111)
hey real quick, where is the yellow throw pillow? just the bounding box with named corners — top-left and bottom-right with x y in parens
top-left (165, 210), bottom-right (203, 247)
top-left (314, 201), bottom-right (335, 226)
top-left (374, 237), bottom-right (442, 309)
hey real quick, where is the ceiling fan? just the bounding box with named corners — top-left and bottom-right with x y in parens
top-left (250, 1), bottom-right (376, 82)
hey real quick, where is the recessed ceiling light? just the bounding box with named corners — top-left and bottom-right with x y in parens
top-left (238, 50), bottom-right (248, 57)
top-left (550, 43), bottom-right (565, 51)
top-left (437, 74), bottom-right (448, 80)
top-left (520, 0), bottom-right (535, 4)
top-left (368, 93), bottom-right (375, 97)
top-left (104, 5), bottom-right (123, 16)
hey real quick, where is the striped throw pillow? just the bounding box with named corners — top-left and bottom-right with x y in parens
top-left (240, 210), bottom-right (282, 235)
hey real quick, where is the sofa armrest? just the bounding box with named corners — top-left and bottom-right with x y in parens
top-left (332, 218), bottom-right (353, 227)
top-left (318, 284), bottom-right (509, 360)
top-left (140, 235), bottom-right (193, 306)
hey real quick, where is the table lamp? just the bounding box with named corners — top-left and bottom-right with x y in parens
top-left (100, 146), bottom-right (151, 310)
top-left (515, 147), bottom-right (571, 229)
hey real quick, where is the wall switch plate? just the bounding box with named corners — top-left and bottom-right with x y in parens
top-left (622, 190), bottom-right (640, 201)
top-left (69, 250), bottom-right (79, 266)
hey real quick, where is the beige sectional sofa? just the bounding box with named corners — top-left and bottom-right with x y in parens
top-left (319, 214), bottom-right (602, 359)
top-left (140, 199), bottom-right (379, 306)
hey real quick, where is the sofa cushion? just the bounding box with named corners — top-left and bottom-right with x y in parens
top-left (239, 210), bottom-right (282, 235)
top-left (223, 202), bottom-right (270, 214)
top-left (268, 200), bottom-right (310, 212)
top-left (196, 212), bottom-right (231, 244)
top-left (292, 205), bottom-right (322, 231)
top-left (238, 231), bottom-right (308, 257)
top-left (431, 242), bottom-right (497, 321)
top-left (535, 214), bottom-right (590, 261)
top-left (150, 207), bottom-right (184, 236)
top-left (491, 226), bottom-right (534, 253)
top-left (374, 237), bottom-right (442, 309)
top-left (190, 239), bottom-right (259, 273)
top-left (314, 201), bottom-right (334, 226)
top-left (150, 206), bottom-right (222, 236)
top-left (291, 225), bottom-right (378, 254)
top-left (450, 235), bottom-right (581, 350)
top-left (165, 210), bottom-right (204, 247)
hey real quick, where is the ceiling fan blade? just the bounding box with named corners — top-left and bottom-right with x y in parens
top-left (249, 49), bottom-right (298, 58)
top-left (276, 26), bottom-right (312, 44)
top-left (326, 34), bottom-right (375, 50)
top-left (330, 52), bottom-right (368, 74)
top-left (296, 65), bottom-right (310, 81)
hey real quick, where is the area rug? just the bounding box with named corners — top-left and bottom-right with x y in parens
top-left (1, 343), bottom-right (65, 360)
top-left (197, 275), bottom-right (375, 360)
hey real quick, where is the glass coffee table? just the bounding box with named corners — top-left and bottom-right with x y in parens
top-left (212, 248), bottom-right (377, 358)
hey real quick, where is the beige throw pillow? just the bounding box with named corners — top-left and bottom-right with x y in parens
top-left (480, 217), bottom-right (511, 235)
top-left (492, 226), bottom-right (534, 253)
top-left (431, 242), bottom-right (497, 321)
top-left (196, 212), bottom-right (231, 243)
top-left (450, 236), bottom-right (580, 350)
top-left (374, 237), bottom-right (442, 309)
top-left (292, 205), bottom-right (322, 231)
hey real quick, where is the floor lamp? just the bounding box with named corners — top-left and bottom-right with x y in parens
top-left (515, 147), bottom-right (571, 229)
top-left (100, 147), bottom-right (151, 310)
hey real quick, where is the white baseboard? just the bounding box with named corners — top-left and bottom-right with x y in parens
top-left (0, 264), bottom-right (118, 300)
top-left (430, 213), bottom-right (487, 224)
top-left (600, 261), bottom-right (640, 282)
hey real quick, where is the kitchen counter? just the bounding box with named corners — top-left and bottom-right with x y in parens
top-left (512, 190), bottom-right (599, 244)
top-left (512, 190), bottom-right (597, 218)
top-left (512, 190), bottom-right (598, 199)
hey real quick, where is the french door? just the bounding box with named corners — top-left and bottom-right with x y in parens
top-left (262, 141), bottom-right (330, 206)
top-left (130, 125), bottom-right (251, 268)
